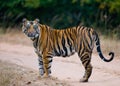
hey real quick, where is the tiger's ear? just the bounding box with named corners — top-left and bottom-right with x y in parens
top-left (22, 18), bottom-right (27, 23)
top-left (35, 18), bottom-right (40, 23)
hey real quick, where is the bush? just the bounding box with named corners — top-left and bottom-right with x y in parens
top-left (0, 0), bottom-right (120, 38)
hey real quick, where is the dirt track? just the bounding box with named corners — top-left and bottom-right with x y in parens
top-left (0, 41), bottom-right (120, 86)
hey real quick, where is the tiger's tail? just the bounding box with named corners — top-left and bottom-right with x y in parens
top-left (94, 31), bottom-right (114, 62)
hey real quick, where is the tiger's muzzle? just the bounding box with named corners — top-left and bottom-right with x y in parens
top-left (27, 32), bottom-right (39, 38)
top-left (23, 29), bottom-right (39, 40)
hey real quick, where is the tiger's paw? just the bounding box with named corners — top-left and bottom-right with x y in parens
top-left (80, 78), bottom-right (88, 82)
top-left (43, 74), bottom-right (50, 78)
top-left (37, 75), bottom-right (50, 80)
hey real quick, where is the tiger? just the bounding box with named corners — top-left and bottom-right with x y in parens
top-left (22, 18), bottom-right (114, 82)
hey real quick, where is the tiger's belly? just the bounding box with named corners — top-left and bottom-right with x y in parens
top-left (53, 46), bottom-right (75, 57)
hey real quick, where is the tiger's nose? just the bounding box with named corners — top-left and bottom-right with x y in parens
top-left (28, 32), bottom-right (35, 37)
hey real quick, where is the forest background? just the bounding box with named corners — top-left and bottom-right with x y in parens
top-left (0, 0), bottom-right (120, 39)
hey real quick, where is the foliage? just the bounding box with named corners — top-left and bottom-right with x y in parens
top-left (0, 0), bottom-right (120, 33)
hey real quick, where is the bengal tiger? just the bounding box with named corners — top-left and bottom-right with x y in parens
top-left (22, 18), bottom-right (114, 82)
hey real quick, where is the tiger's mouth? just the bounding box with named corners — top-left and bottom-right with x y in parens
top-left (27, 33), bottom-right (39, 40)
top-left (23, 29), bottom-right (39, 40)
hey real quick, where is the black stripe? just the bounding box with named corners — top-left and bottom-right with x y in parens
top-left (39, 61), bottom-right (43, 65)
top-left (82, 29), bottom-right (91, 51)
top-left (69, 33), bottom-right (74, 43)
top-left (88, 29), bottom-right (93, 47)
top-left (80, 42), bottom-right (86, 56)
top-left (44, 59), bottom-right (52, 64)
top-left (81, 54), bottom-right (89, 65)
top-left (49, 59), bottom-right (52, 63)
top-left (96, 38), bottom-right (99, 45)
top-left (62, 36), bottom-right (68, 56)
top-left (84, 34), bottom-right (91, 51)
top-left (78, 42), bottom-right (82, 56)
top-left (54, 48), bottom-right (61, 56)
top-left (94, 31), bottom-right (98, 42)
top-left (39, 68), bottom-right (44, 69)
top-left (54, 33), bottom-right (61, 56)
top-left (66, 38), bottom-right (72, 52)
top-left (56, 40), bottom-right (61, 55)
top-left (45, 25), bottom-right (48, 31)
top-left (46, 56), bottom-right (53, 58)
top-left (77, 26), bottom-right (83, 32)
top-left (47, 66), bottom-right (51, 69)
top-left (33, 36), bottom-right (39, 48)
top-left (85, 59), bottom-right (90, 69)
top-left (97, 45), bottom-right (101, 53)
top-left (60, 50), bottom-right (64, 55)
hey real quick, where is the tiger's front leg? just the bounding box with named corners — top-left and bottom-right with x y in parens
top-left (35, 49), bottom-right (45, 76)
top-left (38, 56), bottom-right (44, 76)
top-left (42, 54), bottom-right (53, 77)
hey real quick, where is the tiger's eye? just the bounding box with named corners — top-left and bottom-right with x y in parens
top-left (26, 23), bottom-right (30, 29)
top-left (33, 25), bottom-right (38, 29)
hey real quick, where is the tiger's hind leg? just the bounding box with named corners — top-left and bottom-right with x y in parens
top-left (79, 52), bottom-right (92, 82)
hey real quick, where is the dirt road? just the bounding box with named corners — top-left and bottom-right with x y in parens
top-left (0, 42), bottom-right (120, 86)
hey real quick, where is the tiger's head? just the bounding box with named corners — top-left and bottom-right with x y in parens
top-left (22, 18), bottom-right (40, 40)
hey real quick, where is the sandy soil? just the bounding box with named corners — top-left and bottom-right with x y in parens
top-left (0, 32), bottom-right (120, 86)
top-left (0, 60), bottom-right (70, 86)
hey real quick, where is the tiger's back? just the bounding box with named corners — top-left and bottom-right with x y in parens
top-left (38, 25), bottom-right (95, 57)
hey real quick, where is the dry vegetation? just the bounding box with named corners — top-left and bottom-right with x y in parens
top-left (0, 60), bottom-right (28, 86)
top-left (100, 36), bottom-right (120, 57)
top-left (93, 35), bottom-right (120, 58)
top-left (0, 60), bottom-right (70, 86)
